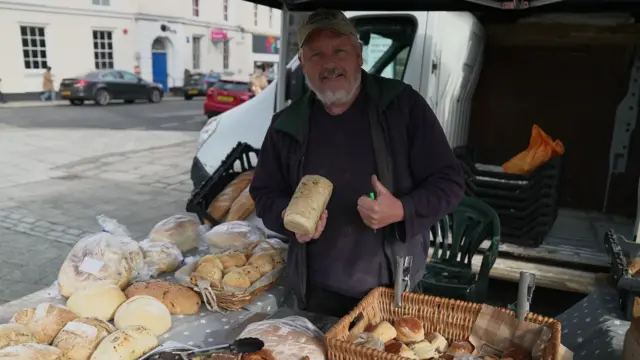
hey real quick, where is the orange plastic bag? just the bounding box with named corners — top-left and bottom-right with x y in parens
top-left (502, 124), bottom-right (565, 175)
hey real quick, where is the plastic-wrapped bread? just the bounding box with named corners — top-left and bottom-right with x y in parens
top-left (148, 215), bottom-right (201, 252)
top-left (207, 171), bottom-right (255, 221)
top-left (226, 186), bottom-right (255, 222)
top-left (283, 175), bottom-right (333, 235)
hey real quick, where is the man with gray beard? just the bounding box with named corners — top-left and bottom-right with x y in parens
top-left (250, 9), bottom-right (464, 317)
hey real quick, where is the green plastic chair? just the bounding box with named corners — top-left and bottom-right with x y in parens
top-left (418, 196), bottom-right (500, 302)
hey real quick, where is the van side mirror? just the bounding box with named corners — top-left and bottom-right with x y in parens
top-left (285, 66), bottom-right (306, 102)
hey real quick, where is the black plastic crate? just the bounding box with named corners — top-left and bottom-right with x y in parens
top-left (604, 229), bottom-right (640, 321)
top-left (185, 142), bottom-right (259, 226)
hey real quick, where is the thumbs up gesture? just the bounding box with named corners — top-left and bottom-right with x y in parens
top-left (357, 175), bottom-right (405, 230)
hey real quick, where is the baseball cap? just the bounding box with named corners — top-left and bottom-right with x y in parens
top-left (298, 9), bottom-right (358, 48)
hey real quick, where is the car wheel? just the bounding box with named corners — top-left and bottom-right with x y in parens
top-left (184, 95), bottom-right (193, 101)
top-left (149, 89), bottom-right (162, 103)
top-left (94, 89), bottom-right (111, 106)
top-left (206, 112), bottom-right (218, 119)
top-left (69, 100), bottom-right (84, 106)
top-left (124, 99), bottom-right (135, 104)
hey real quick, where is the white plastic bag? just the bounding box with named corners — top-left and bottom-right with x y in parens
top-left (237, 316), bottom-right (326, 360)
top-left (140, 240), bottom-right (184, 277)
top-left (204, 221), bottom-right (266, 254)
top-left (57, 215), bottom-right (147, 298)
top-left (148, 214), bottom-right (202, 252)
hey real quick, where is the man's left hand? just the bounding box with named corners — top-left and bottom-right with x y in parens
top-left (357, 175), bottom-right (405, 230)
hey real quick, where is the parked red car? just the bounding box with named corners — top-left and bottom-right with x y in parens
top-left (203, 78), bottom-right (253, 118)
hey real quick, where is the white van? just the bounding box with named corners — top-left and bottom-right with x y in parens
top-left (190, 8), bottom-right (639, 289)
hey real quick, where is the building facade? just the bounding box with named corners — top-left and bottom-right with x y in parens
top-left (0, 0), bottom-right (281, 96)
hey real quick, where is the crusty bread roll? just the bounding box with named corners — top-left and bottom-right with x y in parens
top-left (226, 186), bottom-right (255, 222)
top-left (66, 284), bottom-right (126, 321)
top-left (283, 175), bottom-right (333, 235)
top-left (89, 325), bottom-right (157, 360)
top-left (113, 296), bottom-right (171, 336)
top-left (140, 241), bottom-right (183, 275)
top-left (52, 318), bottom-right (113, 360)
top-left (0, 344), bottom-right (62, 360)
top-left (124, 280), bottom-right (201, 315)
top-left (222, 271), bottom-right (251, 291)
top-left (190, 261), bottom-right (223, 288)
top-left (71, 318), bottom-right (115, 334)
top-left (208, 171), bottom-right (255, 221)
top-left (629, 257), bottom-right (640, 277)
top-left (348, 332), bottom-right (384, 350)
top-left (238, 265), bottom-right (262, 283)
top-left (425, 332), bottom-right (448, 352)
top-left (148, 215), bottom-right (200, 252)
top-left (409, 340), bottom-right (439, 359)
top-left (385, 341), bottom-right (418, 359)
top-left (220, 252), bottom-right (247, 268)
top-left (0, 324), bottom-right (36, 350)
top-left (446, 340), bottom-right (474, 356)
top-left (370, 321), bottom-right (396, 343)
top-left (247, 252), bottom-right (274, 275)
top-left (10, 304), bottom-right (77, 344)
top-left (198, 255), bottom-right (224, 270)
top-left (394, 316), bottom-right (425, 344)
top-left (238, 317), bottom-right (325, 360)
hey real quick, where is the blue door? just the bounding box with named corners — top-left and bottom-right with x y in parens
top-left (152, 52), bottom-right (168, 92)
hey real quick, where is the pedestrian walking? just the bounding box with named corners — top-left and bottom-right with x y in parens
top-left (41, 67), bottom-right (55, 101)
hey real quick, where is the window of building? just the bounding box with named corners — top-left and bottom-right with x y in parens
top-left (269, 8), bottom-right (273, 28)
top-left (192, 0), bottom-right (199, 17)
top-left (192, 35), bottom-right (202, 70)
top-left (20, 26), bottom-right (48, 70)
top-left (223, 0), bottom-right (228, 21)
top-left (223, 40), bottom-right (229, 70)
top-left (253, 4), bottom-right (258, 26)
top-left (92, 0), bottom-right (110, 5)
top-left (93, 30), bottom-right (114, 69)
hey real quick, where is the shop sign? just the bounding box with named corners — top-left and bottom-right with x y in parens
top-left (252, 35), bottom-right (280, 55)
top-left (210, 29), bottom-right (228, 42)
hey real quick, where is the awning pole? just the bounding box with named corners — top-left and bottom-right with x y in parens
top-left (275, 5), bottom-right (290, 112)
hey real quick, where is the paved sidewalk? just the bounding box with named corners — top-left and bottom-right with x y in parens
top-left (0, 96), bottom-right (182, 109)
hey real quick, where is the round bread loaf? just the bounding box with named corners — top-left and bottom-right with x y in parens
top-left (385, 342), bottom-right (418, 359)
top-left (238, 265), bottom-right (261, 283)
top-left (89, 325), bottom-right (157, 360)
top-left (409, 340), bottom-right (439, 359)
top-left (204, 221), bottom-right (266, 253)
top-left (148, 215), bottom-right (200, 252)
top-left (124, 280), bottom-right (201, 315)
top-left (57, 232), bottom-right (143, 298)
top-left (0, 344), bottom-right (62, 360)
top-left (113, 296), bottom-right (171, 336)
top-left (140, 241), bottom-right (183, 275)
top-left (51, 318), bottom-right (113, 360)
top-left (394, 316), bottom-right (425, 343)
top-left (246, 252), bottom-right (274, 275)
top-left (283, 175), bottom-right (333, 235)
top-left (190, 262), bottom-right (223, 288)
top-left (370, 321), bottom-right (396, 343)
top-left (10, 303), bottom-right (77, 344)
top-left (221, 271), bottom-right (251, 291)
top-left (0, 324), bottom-right (36, 350)
top-left (198, 255), bottom-right (223, 270)
top-left (425, 332), bottom-right (448, 352)
top-left (447, 340), bottom-right (474, 356)
top-left (66, 284), bottom-right (126, 321)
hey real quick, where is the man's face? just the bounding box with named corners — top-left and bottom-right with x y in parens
top-left (300, 29), bottom-right (363, 105)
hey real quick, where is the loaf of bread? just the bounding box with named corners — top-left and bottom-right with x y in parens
top-left (124, 280), bottom-right (201, 315)
top-left (66, 284), bottom-right (126, 321)
top-left (113, 296), bottom-right (171, 336)
top-left (218, 252), bottom-right (247, 268)
top-left (394, 317), bottom-right (425, 344)
top-left (370, 321), bottom-right (396, 343)
top-left (51, 318), bottom-right (113, 360)
top-left (10, 303), bottom-right (78, 344)
top-left (140, 241), bottom-right (183, 275)
top-left (198, 254), bottom-right (224, 270)
top-left (237, 316), bottom-right (325, 360)
top-left (241, 349), bottom-right (276, 360)
top-left (247, 252), bottom-right (274, 276)
top-left (190, 261), bottom-right (223, 288)
top-left (58, 231), bottom-right (143, 298)
top-left (204, 221), bottom-right (266, 253)
top-left (409, 340), bottom-right (439, 359)
top-left (0, 324), bottom-right (36, 350)
top-left (385, 341), bottom-right (418, 359)
top-left (0, 344), bottom-right (62, 360)
top-left (283, 175), bottom-right (333, 235)
top-left (148, 215), bottom-right (201, 252)
top-left (629, 257), bottom-right (640, 277)
top-left (446, 340), bottom-right (474, 356)
top-left (89, 325), bottom-right (157, 360)
top-left (208, 171), bottom-right (255, 221)
top-left (226, 186), bottom-right (255, 222)
top-left (222, 271), bottom-right (251, 291)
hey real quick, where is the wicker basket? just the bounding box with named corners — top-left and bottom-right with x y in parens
top-left (212, 282), bottom-right (275, 311)
top-left (325, 287), bottom-right (561, 360)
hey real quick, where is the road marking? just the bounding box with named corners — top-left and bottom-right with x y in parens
top-left (160, 122), bottom-right (180, 128)
top-left (187, 117), bottom-right (205, 124)
top-left (148, 110), bottom-right (202, 118)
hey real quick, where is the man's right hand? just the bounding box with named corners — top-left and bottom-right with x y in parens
top-left (282, 209), bottom-right (328, 243)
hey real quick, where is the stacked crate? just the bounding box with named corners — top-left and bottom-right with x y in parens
top-left (454, 146), bottom-right (562, 247)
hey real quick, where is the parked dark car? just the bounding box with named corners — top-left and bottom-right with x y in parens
top-left (183, 72), bottom-right (222, 100)
top-left (58, 70), bottom-right (164, 106)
